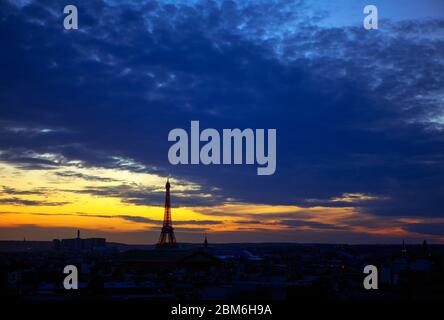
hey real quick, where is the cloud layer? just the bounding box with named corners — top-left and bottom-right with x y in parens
top-left (1, 0), bottom-right (444, 243)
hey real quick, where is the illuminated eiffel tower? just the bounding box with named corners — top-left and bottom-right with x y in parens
top-left (156, 178), bottom-right (178, 248)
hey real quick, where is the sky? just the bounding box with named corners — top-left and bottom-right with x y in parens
top-left (1, 0), bottom-right (444, 244)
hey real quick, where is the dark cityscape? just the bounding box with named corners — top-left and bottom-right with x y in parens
top-left (2, 236), bottom-right (444, 301)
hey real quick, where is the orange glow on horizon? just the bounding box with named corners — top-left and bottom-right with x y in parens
top-left (1, 161), bottom-right (443, 243)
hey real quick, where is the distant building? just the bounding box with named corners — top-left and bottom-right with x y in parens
top-left (203, 233), bottom-right (208, 248)
top-left (53, 230), bottom-right (106, 251)
top-left (401, 240), bottom-right (407, 256)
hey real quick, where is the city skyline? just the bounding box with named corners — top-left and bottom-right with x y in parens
top-left (1, 0), bottom-right (444, 244)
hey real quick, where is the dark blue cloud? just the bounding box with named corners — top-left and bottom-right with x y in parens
top-left (280, 219), bottom-right (347, 230)
top-left (0, 197), bottom-right (69, 206)
top-left (406, 223), bottom-right (444, 237)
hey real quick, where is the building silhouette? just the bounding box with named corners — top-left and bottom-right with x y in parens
top-left (204, 233), bottom-right (208, 248)
top-left (53, 229), bottom-right (106, 251)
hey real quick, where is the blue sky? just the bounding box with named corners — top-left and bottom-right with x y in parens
top-left (0, 0), bottom-right (444, 243)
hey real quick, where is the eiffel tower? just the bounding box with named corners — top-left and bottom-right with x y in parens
top-left (156, 178), bottom-right (177, 248)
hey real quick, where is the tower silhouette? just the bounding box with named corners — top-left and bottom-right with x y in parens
top-left (156, 178), bottom-right (177, 248)
top-left (203, 233), bottom-right (208, 248)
